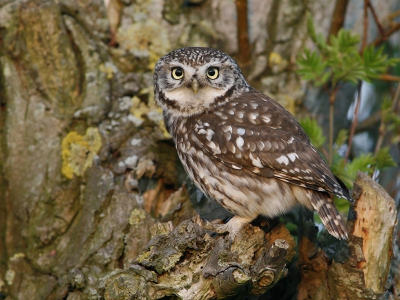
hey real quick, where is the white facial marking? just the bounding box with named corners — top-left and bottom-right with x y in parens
top-left (164, 85), bottom-right (227, 116)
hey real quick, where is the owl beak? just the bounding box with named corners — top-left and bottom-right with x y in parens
top-left (191, 78), bottom-right (199, 94)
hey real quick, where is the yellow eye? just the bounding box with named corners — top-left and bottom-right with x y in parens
top-left (171, 67), bottom-right (184, 80)
top-left (206, 67), bottom-right (219, 79)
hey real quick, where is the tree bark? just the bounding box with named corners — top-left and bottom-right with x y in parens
top-left (297, 171), bottom-right (397, 299)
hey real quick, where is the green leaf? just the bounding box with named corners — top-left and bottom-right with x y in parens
top-left (299, 117), bottom-right (326, 148)
top-left (347, 153), bottom-right (375, 176)
top-left (329, 29), bottom-right (360, 54)
top-left (296, 49), bottom-right (329, 85)
top-left (307, 14), bottom-right (328, 55)
top-left (332, 153), bottom-right (375, 189)
top-left (375, 147), bottom-right (397, 170)
top-left (363, 46), bottom-right (390, 79)
top-left (331, 156), bottom-right (350, 186)
top-left (330, 52), bottom-right (366, 85)
top-left (334, 129), bottom-right (349, 148)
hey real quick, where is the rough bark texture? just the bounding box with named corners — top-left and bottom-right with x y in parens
top-left (103, 219), bottom-right (295, 299)
top-left (297, 171), bottom-right (397, 300)
top-left (0, 0), bottom-right (399, 299)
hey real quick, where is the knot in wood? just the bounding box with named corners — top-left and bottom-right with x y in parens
top-left (258, 270), bottom-right (274, 287)
top-left (232, 269), bottom-right (251, 284)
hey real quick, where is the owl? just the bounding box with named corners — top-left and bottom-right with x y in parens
top-left (153, 47), bottom-right (353, 240)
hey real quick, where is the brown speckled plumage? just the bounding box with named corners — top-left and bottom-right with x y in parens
top-left (154, 47), bottom-right (352, 240)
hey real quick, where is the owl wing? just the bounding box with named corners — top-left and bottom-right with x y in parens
top-left (192, 89), bottom-right (352, 201)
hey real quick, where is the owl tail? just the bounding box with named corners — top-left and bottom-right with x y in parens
top-left (308, 191), bottom-right (348, 240)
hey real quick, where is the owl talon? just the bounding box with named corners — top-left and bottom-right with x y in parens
top-left (213, 215), bottom-right (255, 240)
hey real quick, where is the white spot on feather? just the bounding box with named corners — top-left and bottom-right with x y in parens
top-left (236, 111), bottom-right (244, 118)
top-left (261, 115), bottom-right (271, 123)
top-left (249, 152), bottom-right (263, 168)
top-left (236, 136), bottom-right (244, 149)
top-left (237, 128), bottom-right (245, 135)
top-left (249, 112), bottom-right (258, 120)
top-left (206, 129), bottom-right (215, 141)
top-left (287, 153), bottom-right (299, 162)
top-left (276, 155), bottom-right (289, 165)
top-left (222, 125), bottom-right (233, 133)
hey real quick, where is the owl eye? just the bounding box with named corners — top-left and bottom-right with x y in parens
top-left (206, 67), bottom-right (219, 79)
top-left (171, 67), bottom-right (184, 80)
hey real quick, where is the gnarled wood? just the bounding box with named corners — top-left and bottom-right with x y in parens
top-left (104, 218), bottom-right (295, 299)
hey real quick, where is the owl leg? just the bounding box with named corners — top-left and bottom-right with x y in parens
top-left (215, 215), bottom-right (255, 240)
top-left (308, 191), bottom-right (348, 240)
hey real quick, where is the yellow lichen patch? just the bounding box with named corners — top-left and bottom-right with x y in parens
top-left (135, 249), bottom-right (151, 263)
top-left (129, 208), bottom-right (146, 227)
top-left (5, 269), bottom-right (15, 285)
top-left (9, 253), bottom-right (25, 261)
top-left (269, 52), bottom-right (288, 73)
top-left (269, 52), bottom-right (283, 66)
top-left (280, 94), bottom-right (296, 116)
top-left (116, 19), bottom-right (171, 70)
top-left (99, 62), bottom-right (116, 79)
top-left (130, 89), bottom-right (171, 138)
top-left (61, 127), bottom-right (102, 179)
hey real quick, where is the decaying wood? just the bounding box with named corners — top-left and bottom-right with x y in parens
top-left (297, 171), bottom-right (397, 299)
top-left (103, 218), bottom-right (295, 299)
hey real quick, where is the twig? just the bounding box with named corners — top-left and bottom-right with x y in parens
top-left (379, 74), bottom-right (400, 82)
top-left (328, 0), bottom-right (350, 40)
top-left (355, 111), bottom-right (381, 133)
top-left (366, 0), bottom-right (386, 37)
top-left (372, 22), bottom-right (400, 46)
top-left (235, 0), bottom-right (251, 67)
top-left (328, 86), bottom-right (340, 165)
top-left (345, 81), bottom-right (362, 162)
top-left (361, 0), bottom-right (369, 51)
top-left (374, 83), bottom-right (400, 155)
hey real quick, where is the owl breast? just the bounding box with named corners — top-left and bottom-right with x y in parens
top-left (172, 115), bottom-right (299, 220)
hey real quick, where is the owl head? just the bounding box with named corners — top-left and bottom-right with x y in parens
top-left (154, 47), bottom-right (249, 117)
